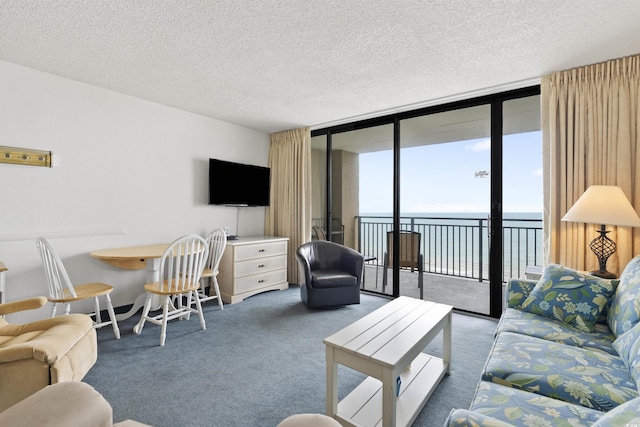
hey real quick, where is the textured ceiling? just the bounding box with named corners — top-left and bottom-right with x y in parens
top-left (2, 1), bottom-right (640, 134)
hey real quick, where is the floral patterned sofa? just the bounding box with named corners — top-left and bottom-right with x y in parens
top-left (446, 255), bottom-right (640, 427)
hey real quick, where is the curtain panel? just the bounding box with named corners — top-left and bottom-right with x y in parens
top-left (542, 54), bottom-right (640, 276)
top-left (264, 127), bottom-right (311, 285)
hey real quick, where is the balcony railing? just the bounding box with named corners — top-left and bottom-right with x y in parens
top-left (355, 215), bottom-right (543, 283)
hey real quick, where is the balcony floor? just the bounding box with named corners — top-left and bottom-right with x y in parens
top-left (362, 264), bottom-right (498, 315)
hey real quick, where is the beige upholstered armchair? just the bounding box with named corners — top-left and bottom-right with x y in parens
top-left (0, 382), bottom-right (153, 427)
top-left (0, 296), bottom-right (98, 411)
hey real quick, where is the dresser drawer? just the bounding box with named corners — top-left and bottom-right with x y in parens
top-left (235, 269), bottom-right (287, 294)
top-left (218, 236), bottom-right (289, 304)
top-left (234, 240), bottom-right (287, 262)
top-left (234, 255), bottom-right (286, 278)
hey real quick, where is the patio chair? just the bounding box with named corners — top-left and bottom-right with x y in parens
top-left (311, 219), bottom-right (345, 244)
top-left (330, 218), bottom-right (345, 244)
top-left (382, 230), bottom-right (424, 299)
top-left (312, 225), bottom-right (327, 241)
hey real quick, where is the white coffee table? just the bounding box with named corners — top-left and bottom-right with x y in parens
top-left (324, 296), bottom-right (452, 427)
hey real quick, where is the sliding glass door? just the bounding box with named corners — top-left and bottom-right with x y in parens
top-left (311, 135), bottom-right (328, 239)
top-left (398, 106), bottom-right (492, 314)
top-left (502, 95), bottom-right (543, 282)
top-left (311, 125), bottom-right (394, 291)
top-left (311, 87), bottom-right (541, 318)
top-left (343, 125), bottom-right (394, 292)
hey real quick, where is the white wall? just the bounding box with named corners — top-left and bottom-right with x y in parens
top-left (0, 60), bottom-right (270, 322)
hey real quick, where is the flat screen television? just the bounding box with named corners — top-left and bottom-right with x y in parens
top-left (209, 158), bottom-right (271, 206)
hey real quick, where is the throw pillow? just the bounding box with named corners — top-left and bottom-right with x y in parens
top-left (607, 255), bottom-right (640, 337)
top-left (613, 321), bottom-right (640, 388)
top-left (521, 264), bottom-right (617, 332)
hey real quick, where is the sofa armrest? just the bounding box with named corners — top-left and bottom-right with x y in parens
top-left (0, 382), bottom-right (112, 427)
top-left (445, 409), bottom-right (516, 427)
top-left (505, 278), bottom-right (538, 309)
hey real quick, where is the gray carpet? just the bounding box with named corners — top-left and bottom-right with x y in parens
top-left (84, 286), bottom-right (498, 426)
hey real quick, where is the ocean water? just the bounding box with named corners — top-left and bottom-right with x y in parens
top-left (357, 212), bottom-right (543, 281)
top-left (361, 211), bottom-right (542, 221)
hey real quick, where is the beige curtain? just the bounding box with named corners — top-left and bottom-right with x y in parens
top-left (542, 54), bottom-right (640, 276)
top-left (265, 127), bottom-right (312, 285)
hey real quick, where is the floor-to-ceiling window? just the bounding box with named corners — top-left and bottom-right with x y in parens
top-left (311, 125), bottom-right (394, 268)
top-left (334, 124), bottom-right (394, 290)
top-left (311, 87), bottom-right (541, 318)
top-left (311, 135), bottom-right (328, 238)
top-left (502, 96), bottom-right (543, 281)
top-left (398, 105), bottom-right (492, 313)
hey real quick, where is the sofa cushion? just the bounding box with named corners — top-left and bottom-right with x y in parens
top-left (505, 278), bottom-right (538, 309)
top-left (496, 308), bottom-right (616, 355)
top-left (613, 320), bottom-right (640, 389)
top-left (590, 395), bottom-right (640, 427)
top-left (468, 381), bottom-right (603, 426)
top-left (310, 270), bottom-right (357, 289)
top-left (521, 264), bottom-right (616, 332)
top-left (482, 332), bottom-right (638, 411)
top-left (607, 255), bottom-right (640, 337)
top-left (445, 409), bottom-right (524, 427)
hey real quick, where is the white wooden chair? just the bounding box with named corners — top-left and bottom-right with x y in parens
top-left (133, 234), bottom-right (209, 346)
top-left (197, 228), bottom-right (227, 310)
top-left (35, 236), bottom-right (120, 339)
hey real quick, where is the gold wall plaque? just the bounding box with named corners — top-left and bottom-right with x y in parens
top-left (0, 146), bottom-right (51, 167)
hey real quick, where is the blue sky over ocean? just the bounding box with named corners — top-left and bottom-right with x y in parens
top-left (359, 131), bottom-right (542, 215)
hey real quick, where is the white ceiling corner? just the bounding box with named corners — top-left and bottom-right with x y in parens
top-left (1, 0), bottom-right (640, 134)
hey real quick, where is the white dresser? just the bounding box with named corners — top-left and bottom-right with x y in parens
top-left (217, 236), bottom-right (289, 304)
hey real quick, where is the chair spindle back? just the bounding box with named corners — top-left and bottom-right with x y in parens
top-left (35, 237), bottom-right (77, 300)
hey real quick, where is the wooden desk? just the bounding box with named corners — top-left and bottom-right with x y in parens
top-left (90, 243), bottom-right (169, 321)
top-left (90, 244), bottom-right (168, 271)
top-left (324, 296), bottom-right (452, 427)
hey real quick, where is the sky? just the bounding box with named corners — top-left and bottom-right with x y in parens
top-left (359, 131), bottom-right (543, 214)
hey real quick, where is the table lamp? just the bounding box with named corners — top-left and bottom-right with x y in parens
top-left (562, 185), bottom-right (640, 279)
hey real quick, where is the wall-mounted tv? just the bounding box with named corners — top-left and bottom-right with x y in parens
top-left (209, 158), bottom-right (271, 206)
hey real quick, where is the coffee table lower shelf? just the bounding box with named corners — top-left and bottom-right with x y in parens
top-left (336, 353), bottom-right (447, 427)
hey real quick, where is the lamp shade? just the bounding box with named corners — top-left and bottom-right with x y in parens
top-left (562, 185), bottom-right (640, 227)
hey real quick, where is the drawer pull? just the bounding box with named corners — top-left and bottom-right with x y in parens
top-left (258, 264), bottom-right (266, 268)
top-left (258, 279), bottom-right (266, 283)
top-left (258, 249), bottom-right (266, 253)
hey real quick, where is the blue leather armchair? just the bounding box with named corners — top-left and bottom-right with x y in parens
top-left (296, 241), bottom-right (363, 309)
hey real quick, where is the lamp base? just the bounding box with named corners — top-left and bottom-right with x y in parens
top-left (589, 226), bottom-right (618, 280)
top-left (589, 269), bottom-right (617, 279)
